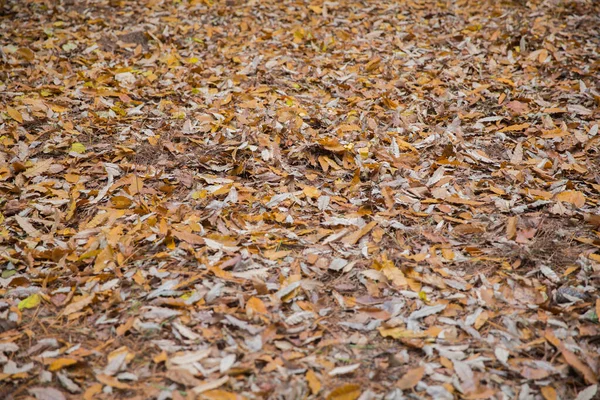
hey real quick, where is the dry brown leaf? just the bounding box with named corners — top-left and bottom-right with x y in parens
top-left (342, 221), bottom-right (377, 245)
top-left (63, 294), bottom-right (94, 316)
top-left (545, 331), bottom-right (598, 384)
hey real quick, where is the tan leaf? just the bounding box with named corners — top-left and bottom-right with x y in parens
top-left (14, 215), bottom-right (41, 238)
top-left (23, 158), bottom-right (55, 178)
top-left (6, 106), bottom-right (23, 123)
top-left (172, 230), bottom-right (205, 245)
top-left (506, 216), bottom-right (517, 240)
top-left (63, 294), bottom-right (94, 316)
top-left (396, 366), bottom-right (424, 390)
top-left (545, 331), bottom-right (598, 384)
top-left (96, 374), bottom-right (132, 389)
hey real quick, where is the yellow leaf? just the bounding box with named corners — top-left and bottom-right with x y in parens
top-left (379, 327), bottom-right (426, 339)
top-left (554, 190), bottom-right (585, 208)
top-left (326, 384), bottom-right (361, 400)
top-left (18, 293), bottom-right (41, 310)
top-left (70, 142), bottom-right (86, 154)
top-left (6, 106), bottom-right (23, 123)
top-left (306, 369), bottom-right (321, 395)
top-left (200, 390), bottom-right (241, 400)
top-left (48, 357), bottom-right (78, 371)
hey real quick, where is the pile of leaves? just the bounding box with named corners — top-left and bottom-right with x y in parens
top-left (1, 0), bottom-right (600, 398)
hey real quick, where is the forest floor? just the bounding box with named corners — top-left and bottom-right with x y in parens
top-left (1, 0), bottom-right (600, 399)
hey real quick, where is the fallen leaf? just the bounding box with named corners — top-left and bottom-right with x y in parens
top-left (326, 384), bottom-right (361, 400)
top-left (63, 294), bottom-right (94, 316)
top-left (396, 366), bottom-right (424, 390)
top-left (554, 190), bottom-right (586, 208)
top-left (18, 293), bottom-right (42, 311)
top-left (306, 369), bottom-right (321, 395)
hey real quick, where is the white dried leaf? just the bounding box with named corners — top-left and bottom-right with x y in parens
top-left (266, 193), bottom-right (291, 208)
top-left (219, 354), bottom-right (236, 373)
top-left (172, 321), bottom-right (201, 341)
top-left (539, 265), bottom-right (560, 283)
top-left (285, 311), bottom-right (314, 325)
top-left (141, 307), bottom-right (181, 321)
top-left (329, 258), bottom-right (348, 271)
top-left (575, 385), bottom-right (598, 400)
top-left (192, 376), bottom-right (229, 394)
top-left (426, 166), bottom-right (445, 187)
top-left (495, 347), bottom-right (510, 364)
top-left (28, 387), bottom-right (66, 400)
top-left (170, 349), bottom-right (211, 365)
top-left (409, 304), bottom-right (446, 320)
top-left (477, 116), bottom-right (504, 123)
top-left (567, 104), bottom-right (592, 115)
top-left (328, 363), bottom-right (360, 376)
top-left (57, 372), bottom-right (82, 393)
top-left (453, 360), bottom-right (475, 392)
top-left (360, 269), bottom-right (385, 281)
top-left (317, 195), bottom-right (330, 211)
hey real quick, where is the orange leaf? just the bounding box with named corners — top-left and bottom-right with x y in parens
top-left (540, 386), bottom-right (557, 400)
top-left (83, 383), bottom-right (103, 400)
top-left (306, 369), bottom-right (321, 395)
top-left (111, 196), bottom-right (133, 209)
top-left (396, 366), bottom-right (424, 390)
top-left (246, 297), bottom-right (268, 315)
top-left (342, 221), bottom-right (377, 245)
top-left (554, 190), bottom-right (586, 208)
top-left (48, 357), bottom-right (78, 371)
top-left (499, 123), bottom-right (530, 132)
top-left (96, 373), bottom-right (132, 389)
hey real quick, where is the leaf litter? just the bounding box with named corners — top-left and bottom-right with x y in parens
top-left (1, 0), bottom-right (600, 399)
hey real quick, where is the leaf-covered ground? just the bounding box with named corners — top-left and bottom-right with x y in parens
top-left (1, 0), bottom-right (600, 399)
